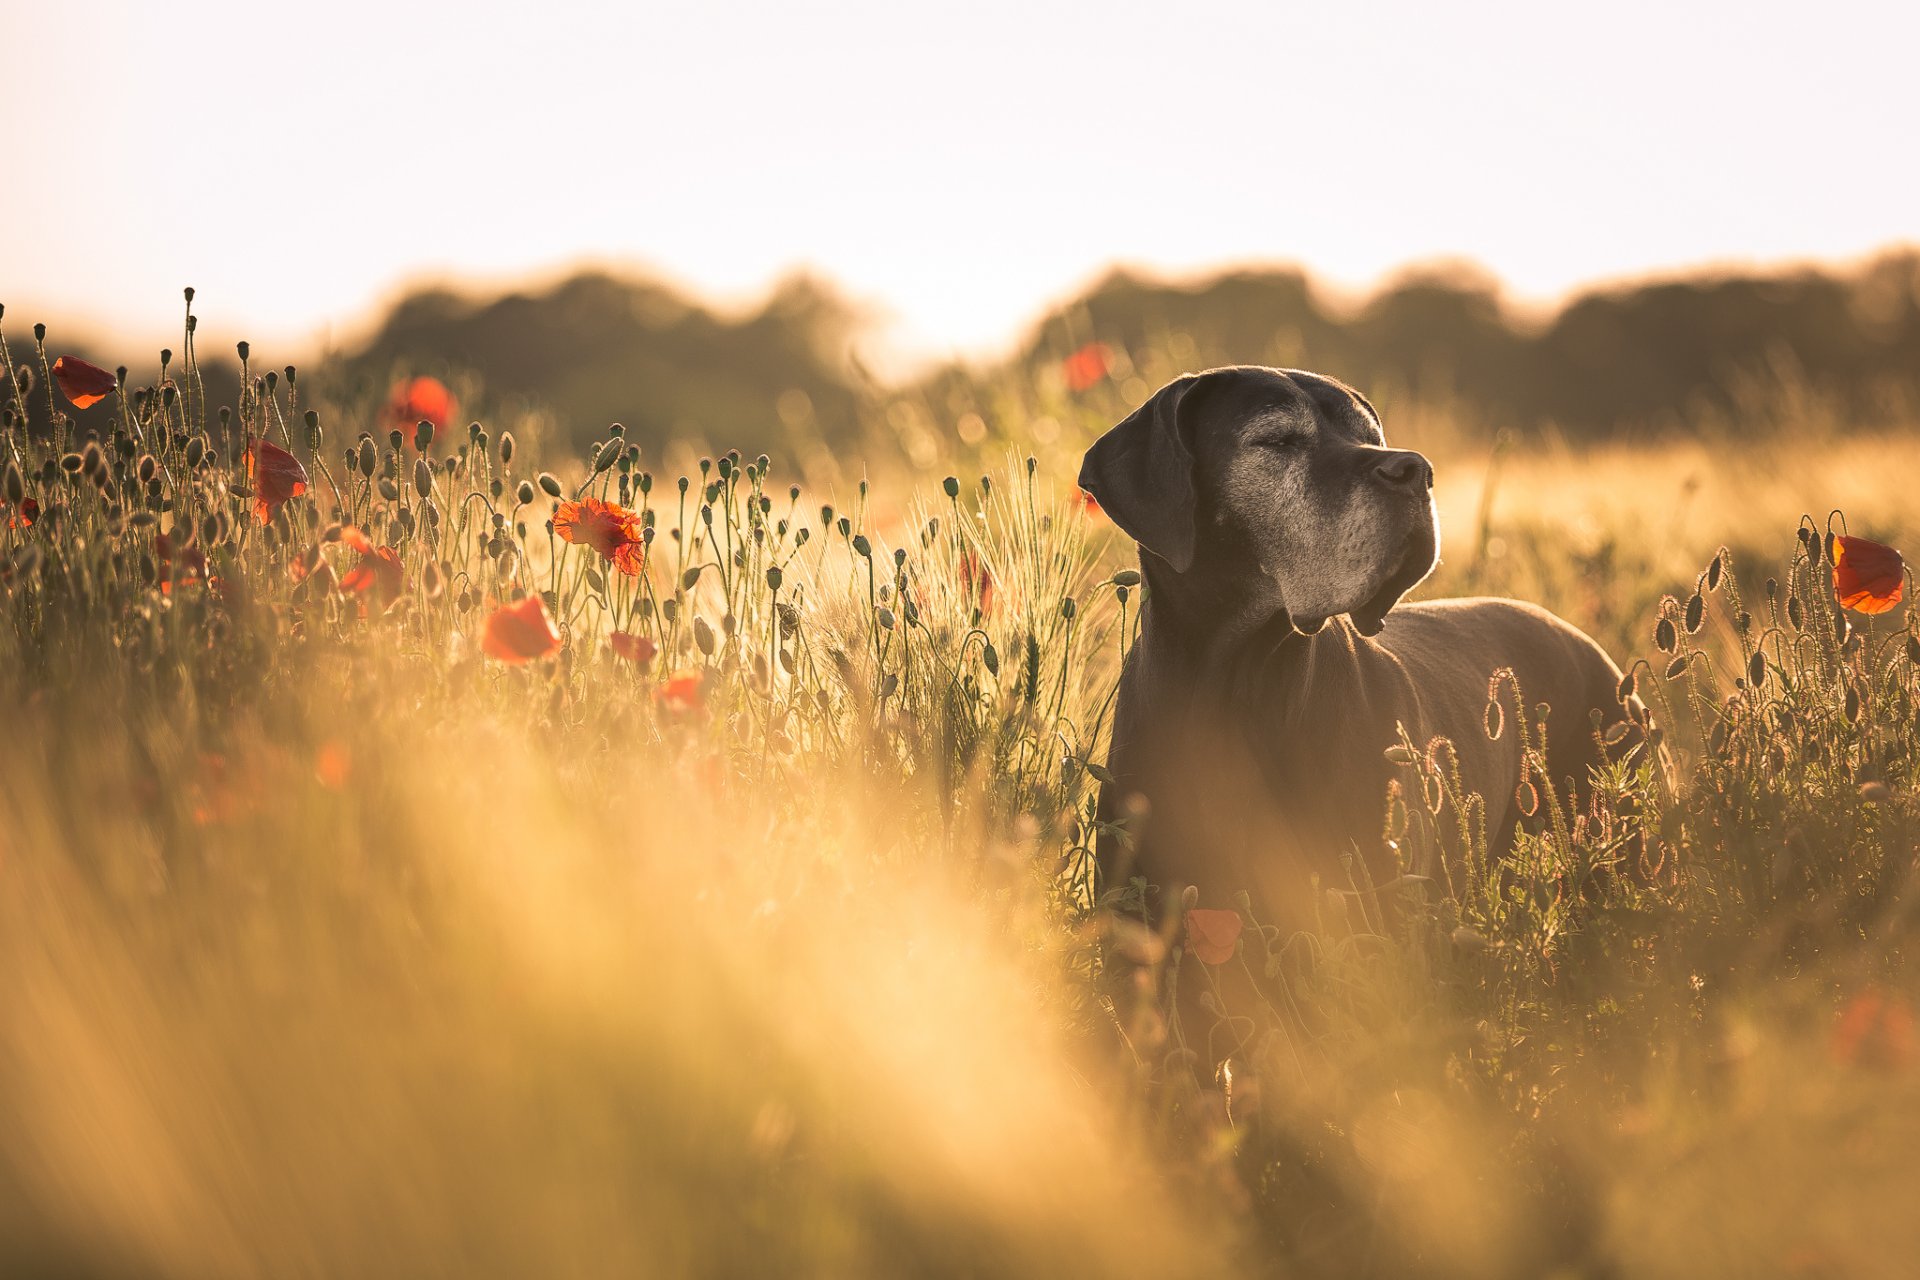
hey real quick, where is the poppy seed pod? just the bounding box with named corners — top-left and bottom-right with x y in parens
top-left (415, 420), bottom-right (435, 451)
top-left (357, 438), bottom-right (376, 477)
top-left (538, 473), bottom-right (562, 499)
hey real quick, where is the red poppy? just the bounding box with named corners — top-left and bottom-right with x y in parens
top-left (1833, 535), bottom-right (1905, 614)
top-left (608, 632), bottom-right (659, 667)
top-left (51, 355), bottom-right (117, 409)
top-left (1063, 342), bottom-right (1112, 393)
top-left (1832, 987), bottom-right (1917, 1070)
top-left (482, 593), bottom-right (562, 663)
top-left (337, 527), bottom-right (405, 602)
top-left (315, 741), bottom-right (352, 790)
top-left (1076, 488), bottom-right (1103, 518)
top-left (154, 530), bottom-right (208, 590)
top-left (1185, 908), bottom-right (1243, 965)
top-left (959, 550), bottom-right (995, 616)
top-left (553, 496), bottom-right (646, 576)
top-left (385, 375), bottom-right (456, 434)
top-left (656, 670), bottom-right (705, 714)
top-left (247, 437), bottom-right (309, 524)
top-left (5, 497), bottom-right (38, 530)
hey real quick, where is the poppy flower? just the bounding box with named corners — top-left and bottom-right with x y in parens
top-left (553, 497), bottom-right (646, 576)
top-left (1833, 535), bottom-right (1905, 614)
top-left (5, 497), bottom-right (38, 530)
top-left (1832, 987), bottom-right (1917, 1070)
top-left (482, 593), bottom-right (562, 663)
top-left (51, 355), bottom-right (117, 409)
top-left (337, 527), bottom-right (405, 602)
top-left (314, 741), bottom-right (352, 790)
top-left (958, 550), bottom-right (995, 616)
top-left (1185, 908), bottom-right (1243, 965)
top-left (608, 632), bottom-right (659, 667)
top-left (385, 375), bottom-right (456, 434)
top-left (1076, 489), bottom-right (1103, 518)
top-left (1063, 342), bottom-right (1111, 393)
top-left (656, 670), bottom-right (705, 714)
top-left (247, 437), bottom-right (309, 524)
top-left (154, 530), bottom-right (208, 590)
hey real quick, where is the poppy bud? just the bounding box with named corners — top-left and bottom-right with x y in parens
top-left (59, 452), bottom-right (83, 474)
top-left (1113, 569), bottom-right (1141, 587)
top-left (1684, 592), bottom-right (1704, 633)
top-left (693, 616), bottom-right (715, 655)
top-left (516, 480), bottom-right (535, 505)
top-left (357, 439), bottom-right (376, 477)
top-left (304, 409), bottom-right (322, 449)
top-left (943, 476), bottom-right (959, 498)
top-left (2, 460), bottom-right (23, 506)
top-left (378, 477), bottom-right (399, 502)
top-left (413, 458), bottom-right (433, 499)
top-left (538, 472), bottom-right (562, 499)
top-left (877, 606), bottom-right (896, 630)
top-left (852, 534), bottom-right (871, 558)
top-left (499, 432), bottom-right (515, 465)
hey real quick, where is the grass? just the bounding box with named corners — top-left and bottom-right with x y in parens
top-left (3, 297), bottom-right (1919, 1278)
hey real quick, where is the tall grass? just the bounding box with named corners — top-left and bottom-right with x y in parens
top-left (4, 299), bottom-right (1920, 1278)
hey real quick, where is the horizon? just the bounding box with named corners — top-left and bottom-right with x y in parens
top-left (5, 0), bottom-right (1916, 372)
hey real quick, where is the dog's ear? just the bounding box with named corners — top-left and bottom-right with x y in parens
top-left (1078, 374), bottom-right (1206, 572)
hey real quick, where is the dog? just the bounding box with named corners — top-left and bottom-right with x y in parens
top-left (1082, 366), bottom-right (1642, 938)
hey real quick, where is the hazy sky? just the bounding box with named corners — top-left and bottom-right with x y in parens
top-left (4, 0), bottom-right (1916, 366)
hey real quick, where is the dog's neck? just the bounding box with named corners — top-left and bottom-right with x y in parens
top-left (1135, 551), bottom-right (1317, 685)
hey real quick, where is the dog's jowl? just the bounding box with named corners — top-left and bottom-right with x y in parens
top-left (1082, 366), bottom-right (1643, 938)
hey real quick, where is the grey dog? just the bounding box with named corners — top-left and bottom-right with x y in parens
top-left (1081, 366), bottom-right (1641, 933)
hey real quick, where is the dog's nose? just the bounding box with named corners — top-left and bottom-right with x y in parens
top-left (1375, 450), bottom-right (1433, 491)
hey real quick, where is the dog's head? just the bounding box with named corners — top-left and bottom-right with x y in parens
top-left (1079, 366), bottom-right (1437, 636)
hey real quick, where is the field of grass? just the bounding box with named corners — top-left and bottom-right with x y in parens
top-left (4, 300), bottom-right (1920, 1279)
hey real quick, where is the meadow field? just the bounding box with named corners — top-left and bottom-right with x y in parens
top-left (4, 300), bottom-right (1919, 1279)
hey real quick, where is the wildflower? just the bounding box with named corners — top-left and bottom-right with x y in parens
top-left (656, 669), bottom-right (705, 714)
top-left (315, 741), bottom-right (352, 790)
top-left (385, 375), bottom-right (455, 434)
top-left (337, 527), bottom-right (405, 602)
top-left (553, 496), bottom-right (646, 576)
top-left (154, 530), bottom-right (208, 591)
top-left (482, 594), bottom-right (562, 663)
top-left (1076, 488), bottom-right (1103, 518)
top-left (608, 632), bottom-right (659, 668)
top-left (4, 497), bottom-right (38, 530)
top-left (1832, 535), bottom-right (1905, 614)
top-left (51, 355), bottom-right (116, 409)
top-left (1063, 341), bottom-right (1111, 392)
top-left (1832, 988), bottom-right (1917, 1070)
top-left (1184, 908), bottom-right (1243, 965)
top-left (246, 437), bottom-right (309, 524)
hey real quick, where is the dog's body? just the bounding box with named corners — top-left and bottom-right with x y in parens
top-left (1083, 366), bottom-right (1637, 927)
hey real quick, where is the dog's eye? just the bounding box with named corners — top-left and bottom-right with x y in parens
top-left (1256, 436), bottom-right (1300, 452)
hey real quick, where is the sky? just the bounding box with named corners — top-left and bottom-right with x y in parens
top-left (3, 0), bottom-right (1917, 369)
